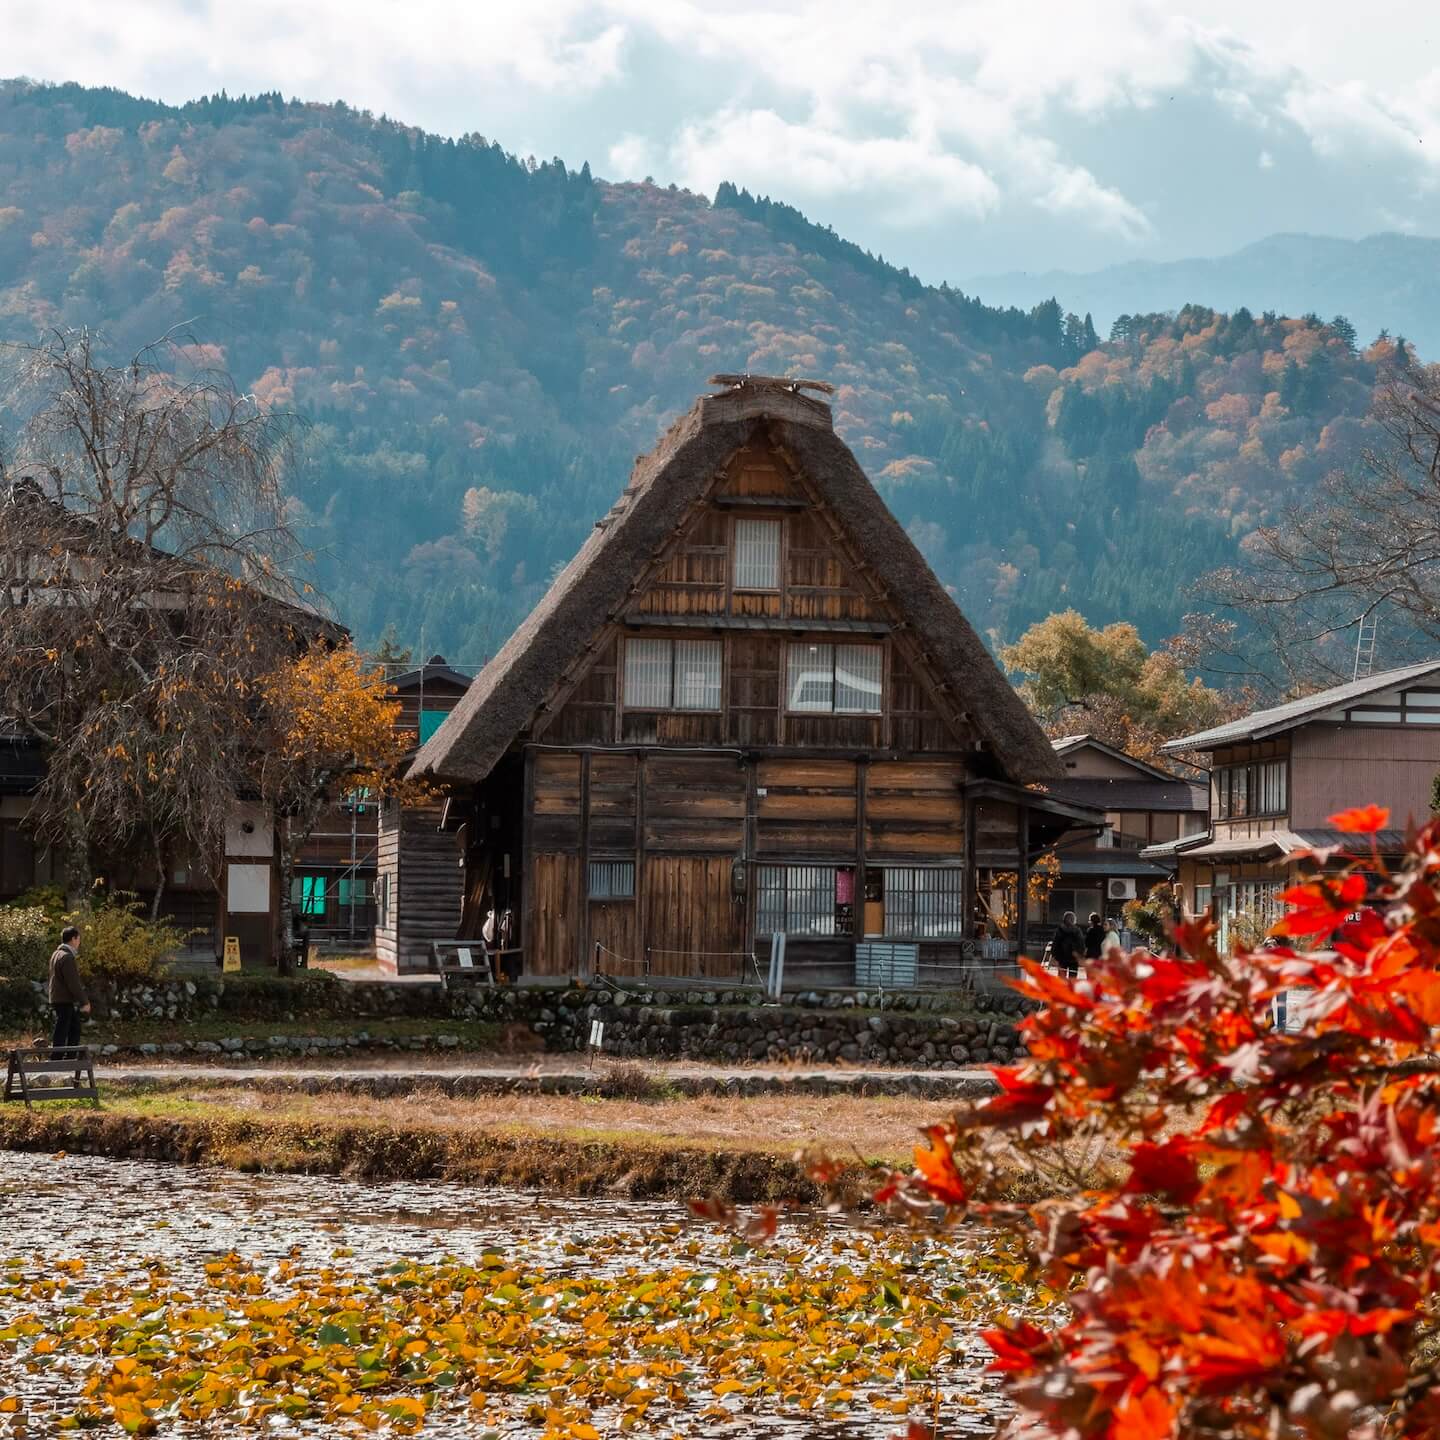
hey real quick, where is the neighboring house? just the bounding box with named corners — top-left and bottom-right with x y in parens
top-left (1042, 735), bottom-right (1207, 928)
top-left (400, 376), bottom-right (1098, 983)
top-left (1144, 660), bottom-right (1440, 949)
top-left (293, 655), bottom-right (472, 952)
top-left (0, 475), bottom-right (340, 963)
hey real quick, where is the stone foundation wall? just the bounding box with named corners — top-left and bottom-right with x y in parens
top-left (1, 974), bottom-right (1032, 1071)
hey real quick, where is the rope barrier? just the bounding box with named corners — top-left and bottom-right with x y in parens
top-left (644, 946), bottom-right (751, 958)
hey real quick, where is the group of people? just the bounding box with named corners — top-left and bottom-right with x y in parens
top-left (1048, 910), bottom-right (1122, 979)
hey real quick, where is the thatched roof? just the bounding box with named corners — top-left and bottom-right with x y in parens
top-left (413, 380), bottom-right (1060, 785)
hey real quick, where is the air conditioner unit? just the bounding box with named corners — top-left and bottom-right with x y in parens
top-left (1107, 878), bottom-right (1138, 901)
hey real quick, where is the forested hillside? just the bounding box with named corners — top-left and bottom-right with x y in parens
top-left (0, 80), bottom-right (1402, 662)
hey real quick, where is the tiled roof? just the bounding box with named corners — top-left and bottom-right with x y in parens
top-left (1050, 776), bottom-right (1207, 812)
top-left (1164, 659), bottom-right (1440, 752)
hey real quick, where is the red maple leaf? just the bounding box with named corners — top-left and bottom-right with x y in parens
top-left (1329, 803), bottom-right (1390, 834)
top-left (1126, 1138), bottom-right (1202, 1205)
top-left (913, 1124), bottom-right (968, 1206)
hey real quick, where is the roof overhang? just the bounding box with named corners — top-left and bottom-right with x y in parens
top-left (1168, 831), bottom-right (1290, 861)
top-left (964, 778), bottom-right (1108, 830)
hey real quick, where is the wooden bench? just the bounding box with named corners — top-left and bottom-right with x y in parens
top-left (4, 1046), bottom-right (100, 1108)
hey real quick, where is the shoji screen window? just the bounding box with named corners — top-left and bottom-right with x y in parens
top-left (733, 518), bottom-right (781, 590)
top-left (786, 643), bottom-right (882, 714)
top-left (623, 638), bottom-right (722, 711)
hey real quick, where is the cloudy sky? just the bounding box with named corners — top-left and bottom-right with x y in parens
top-left (9, 1), bottom-right (1440, 281)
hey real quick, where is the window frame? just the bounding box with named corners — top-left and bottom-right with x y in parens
top-left (732, 516), bottom-right (782, 593)
top-left (1213, 759), bottom-right (1288, 820)
top-left (755, 864), bottom-right (840, 937)
top-left (880, 866), bottom-right (966, 940)
top-left (784, 642), bottom-right (884, 716)
top-left (588, 859), bottom-right (636, 901)
top-left (622, 636), bottom-right (723, 713)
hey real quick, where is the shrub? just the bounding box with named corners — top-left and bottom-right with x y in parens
top-left (69, 892), bottom-right (189, 984)
top-left (854, 804), bottom-right (1440, 1439)
top-left (14, 885), bottom-right (66, 926)
top-left (0, 904), bottom-right (54, 982)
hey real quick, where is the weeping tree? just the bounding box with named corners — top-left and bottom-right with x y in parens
top-left (0, 329), bottom-right (312, 913)
top-left (1202, 361), bottom-right (1440, 685)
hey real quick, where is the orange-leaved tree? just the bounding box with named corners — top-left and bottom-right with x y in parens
top-left (257, 641), bottom-right (425, 958)
top-left (861, 803), bottom-right (1440, 1439)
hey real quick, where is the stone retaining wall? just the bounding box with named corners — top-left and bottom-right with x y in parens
top-left (3, 974), bottom-right (1032, 1071)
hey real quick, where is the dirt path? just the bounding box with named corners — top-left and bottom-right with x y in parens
top-left (94, 1054), bottom-right (998, 1098)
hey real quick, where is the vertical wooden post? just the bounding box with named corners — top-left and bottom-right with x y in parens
top-left (577, 751), bottom-right (592, 977)
top-left (1017, 802), bottom-right (1030, 961)
top-left (855, 756), bottom-right (869, 940)
top-left (635, 752), bottom-right (648, 965)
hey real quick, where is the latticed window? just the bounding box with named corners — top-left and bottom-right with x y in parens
top-left (882, 867), bottom-right (965, 938)
top-left (733, 518), bottom-right (781, 590)
top-left (786, 643), bottom-right (882, 714)
top-left (756, 865), bottom-right (837, 936)
top-left (588, 860), bottom-right (635, 900)
top-left (623, 638), bottom-right (721, 711)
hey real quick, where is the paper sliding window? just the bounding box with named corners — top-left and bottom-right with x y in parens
top-left (786, 642), bottom-right (882, 714)
top-left (733, 518), bottom-right (781, 590)
top-left (623, 638), bottom-right (721, 711)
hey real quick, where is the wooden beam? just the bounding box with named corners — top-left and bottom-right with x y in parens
top-left (620, 614), bottom-right (890, 634)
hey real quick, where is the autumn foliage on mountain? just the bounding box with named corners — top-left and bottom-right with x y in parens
top-left (872, 805), bottom-right (1440, 1438)
top-left (0, 80), bottom-right (1407, 657)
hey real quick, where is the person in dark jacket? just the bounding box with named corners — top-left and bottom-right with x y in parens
top-left (1084, 912), bottom-right (1106, 962)
top-left (48, 926), bottom-right (89, 1052)
top-left (1051, 911), bottom-right (1085, 978)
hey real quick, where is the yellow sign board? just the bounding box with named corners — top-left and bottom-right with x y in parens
top-left (223, 936), bottom-right (241, 973)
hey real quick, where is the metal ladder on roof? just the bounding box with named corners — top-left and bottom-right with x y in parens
top-left (1353, 614), bottom-right (1379, 681)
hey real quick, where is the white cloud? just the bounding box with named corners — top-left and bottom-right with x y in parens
top-left (9, 0), bottom-right (1440, 266)
top-left (608, 132), bottom-right (658, 180)
top-left (669, 108), bottom-right (1000, 226)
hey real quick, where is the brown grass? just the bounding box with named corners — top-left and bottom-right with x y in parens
top-left (111, 1083), bottom-right (940, 1163)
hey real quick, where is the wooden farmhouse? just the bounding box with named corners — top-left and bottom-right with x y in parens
top-left (403, 377), bottom-right (1098, 985)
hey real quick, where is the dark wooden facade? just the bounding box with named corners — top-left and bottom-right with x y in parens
top-left (408, 381), bottom-right (1084, 985)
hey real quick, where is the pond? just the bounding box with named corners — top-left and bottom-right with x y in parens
top-left (0, 1152), bottom-right (1014, 1437)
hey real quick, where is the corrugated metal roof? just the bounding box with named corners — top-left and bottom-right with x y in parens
top-left (1164, 659), bottom-right (1440, 752)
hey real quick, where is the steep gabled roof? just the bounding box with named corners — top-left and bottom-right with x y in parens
top-left (1163, 659), bottom-right (1440, 752)
top-left (413, 380), bottom-right (1060, 785)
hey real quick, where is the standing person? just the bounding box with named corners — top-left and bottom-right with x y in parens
top-left (48, 925), bottom-right (89, 1054)
top-left (1102, 916), bottom-right (1123, 954)
top-left (1051, 911), bottom-right (1084, 978)
top-left (1083, 912), bottom-right (1105, 962)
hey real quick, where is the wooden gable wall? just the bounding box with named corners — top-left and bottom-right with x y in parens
top-left (539, 438), bottom-right (969, 755)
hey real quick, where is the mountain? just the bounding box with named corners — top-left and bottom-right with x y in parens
top-left (969, 233), bottom-right (1440, 358)
top-left (0, 81), bottom-right (1402, 663)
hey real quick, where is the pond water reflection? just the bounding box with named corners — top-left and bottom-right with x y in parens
top-left (0, 1152), bottom-right (1009, 1437)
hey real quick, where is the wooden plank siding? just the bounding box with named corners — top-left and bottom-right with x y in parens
top-left (375, 800), bottom-right (464, 973)
top-left (497, 435), bottom-right (996, 981)
top-left (865, 761), bottom-right (968, 858)
top-left (756, 759), bottom-right (857, 857)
